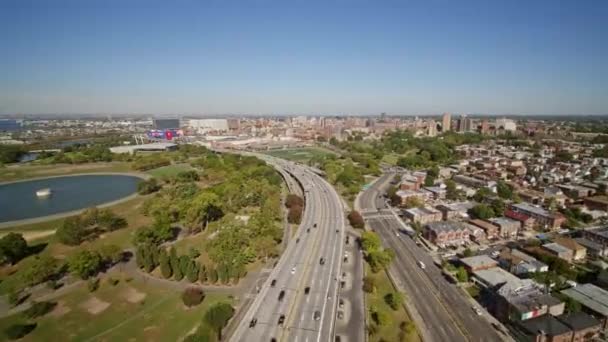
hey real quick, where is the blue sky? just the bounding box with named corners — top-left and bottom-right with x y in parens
top-left (1, 0), bottom-right (607, 115)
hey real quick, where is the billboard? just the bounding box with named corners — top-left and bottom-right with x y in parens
top-left (146, 129), bottom-right (184, 140)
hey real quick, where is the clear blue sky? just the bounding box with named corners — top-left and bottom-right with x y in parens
top-left (1, 0), bottom-right (607, 115)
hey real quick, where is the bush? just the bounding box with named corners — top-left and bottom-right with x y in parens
top-left (363, 276), bottom-right (376, 293)
top-left (107, 277), bottom-right (120, 286)
top-left (137, 178), bottom-right (161, 195)
top-left (182, 287), bottom-right (205, 307)
top-left (384, 292), bottom-right (404, 310)
top-left (4, 323), bottom-right (36, 340)
top-left (347, 211), bottom-right (365, 229)
top-left (24, 301), bottom-right (56, 318)
top-left (287, 205), bottom-right (303, 224)
top-left (87, 278), bottom-right (100, 292)
top-left (285, 194), bottom-right (304, 208)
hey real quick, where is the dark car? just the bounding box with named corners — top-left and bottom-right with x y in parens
top-left (271, 279), bottom-right (277, 287)
top-left (249, 318), bottom-right (257, 328)
top-left (313, 223), bottom-right (317, 228)
top-left (304, 286), bottom-right (310, 294)
top-left (313, 311), bottom-right (321, 321)
top-left (296, 238), bottom-right (300, 243)
top-left (278, 314), bottom-right (285, 326)
top-left (319, 257), bottom-right (325, 265)
top-left (307, 228), bottom-right (310, 233)
top-left (278, 290), bottom-right (285, 301)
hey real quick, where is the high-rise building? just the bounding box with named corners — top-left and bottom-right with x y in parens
top-left (442, 112), bottom-right (451, 132)
top-left (427, 120), bottom-right (437, 137)
top-left (496, 118), bottom-right (517, 131)
top-left (464, 117), bottom-right (473, 132)
top-left (481, 119), bottom-right (490, 135)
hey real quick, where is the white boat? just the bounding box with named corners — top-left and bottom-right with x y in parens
top-left (36, 188), bottom-right (52, 197)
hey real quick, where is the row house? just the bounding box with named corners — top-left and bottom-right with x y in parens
top-left (403, 206), bottom-right (442, 225)
top-left (510, 202), bottom-right (566, 230)
top-left (423, 221), bottom-right (471, 247)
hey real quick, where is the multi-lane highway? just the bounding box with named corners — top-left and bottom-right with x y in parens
top-left (230, 156), bottom-right (346, 342)
top-left (357, 172), bottom-right (503, 342)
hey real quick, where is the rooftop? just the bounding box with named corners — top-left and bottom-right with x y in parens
top-left (489, 217), bottom-right (519, 226)
top-left (404, 206), bottom-right (440, 216)
top-left (437, 201), bottom-right (476, 212)
top-left (460, 255), bottom-right (498, 269)
top-left (543, 242), bottom-right (571, 255)
top-left (425, 221), bottom-right (467, 233)
top-left (558, 312), bottom-right (601, 331)
top-left (520, 315), bottom-right (571, 337)
top-left (473, 267), bottom-right (525, 288)
top-left (562, 283), bottom-right (608, 317)
top-left (512, 202), bottom-right (552, 217)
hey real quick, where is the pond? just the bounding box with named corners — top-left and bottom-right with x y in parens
top-left (0, 174), bottom-right (141, 223)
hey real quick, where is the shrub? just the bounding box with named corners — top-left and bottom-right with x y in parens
top-left (24, 301), bottom-right (56, 318)
top-left (87, 278), bottom-right (100, 292)
top-left (4, 323), bottom-right (36, 340)
top-left (384, 292), bottom-right (404, 310)
top-left (347, 211), bottom-right (365, 229)
top-left (363, 276), bottom-right (376, 293)
top-left (182, 287), bottom-right (205, 307)
top-left (107, 277), bottom-right (119, 286)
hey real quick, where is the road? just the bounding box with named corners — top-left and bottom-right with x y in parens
top-left (357, 173), bottom-right (503, 342)
top-left (230, 156), bottom-right (346, 342)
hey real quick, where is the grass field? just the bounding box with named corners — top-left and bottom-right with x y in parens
top-left (365, 265), bottom-right (420, 342)
top-left (147, 163), bottom-right (193, 178)
top-left (0, 273), bottom-right (231, 342)
top-left (0, 162), bottom-right (133, 182)
top-left (264, 147), bottom-right (335, 163)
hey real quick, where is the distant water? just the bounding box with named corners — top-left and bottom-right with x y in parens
top-left (0, 175), bottom-right (140, 223)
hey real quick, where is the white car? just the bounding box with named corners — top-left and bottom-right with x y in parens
top-left (417, 261), bottom-right (426, 269)
top-left (291, 267), bottom-right (296, 274)
top-left (473, 307), bottom-right (482, 316)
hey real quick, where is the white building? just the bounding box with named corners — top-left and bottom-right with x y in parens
top-left (495, 118), bottom-right (517, 131)
top-left (187, 119), bottom-right (229, 133)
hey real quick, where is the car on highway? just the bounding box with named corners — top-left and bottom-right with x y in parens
top-left (271, 279), bottom-right (277, 287)
top-left (337, 310), bottom-right (344, 320)
top-left (304, 286), bottom-right (310, 294)
top-left (417, 261), bottom-right (426, 269)
top-left (319, 257), bottom-right (325, 265)
top-left (249, 318), bottom-right (257, 327)
top-left (473, 307), bottom-right (482, 316)
top-left (339, 298), bottom-right (344, 308)
top-left (307, 228), bottom-right (310, 233)
top-left (313, 310), bottom-right (321, 321)
top-left (291, 266), bottom-right (296, 274)
top-left (278, 315), bottom-right (285, 326)
top-left (313, 223), bottom-right (318, 228)
top-left (296, 238), bottom-right (300, 243)
top-left (278, 290), bottom-right (285, 301)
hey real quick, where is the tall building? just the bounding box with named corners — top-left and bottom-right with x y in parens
top-left (442, 112), bottom-right (451, 132)
top-left (464, 117), bottom-right (473, 132)
top-left (427, 120), bottom-right (437, 137)
top-left (481, 119), bottom-right (490, 135)
top-left (496, 118), bottom-right (517, 131)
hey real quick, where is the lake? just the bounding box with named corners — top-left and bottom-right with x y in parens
top-left (0, 174), bottom-right (141, 223)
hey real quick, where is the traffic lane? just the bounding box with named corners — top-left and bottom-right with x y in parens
top-left (288, 180), bottom-right (339, 339)
top-left (284, 183), bottom-right (334, 339)
top-left (384, 220), bottom-right (501, 342)
top-left (239, 176), bottom-right (322, 341)
top-left (373, 217), bottom-right (467, 342)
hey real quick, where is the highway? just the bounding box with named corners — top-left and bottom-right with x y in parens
top-left (230, 156), bottom-right (345, 342)
top-left (357, 173), bottom-right (502, 342)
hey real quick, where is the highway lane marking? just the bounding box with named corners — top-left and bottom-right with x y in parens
top-left (379, 217), bottom-right (470, 341)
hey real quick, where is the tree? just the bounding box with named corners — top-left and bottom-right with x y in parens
top-left (473, 187), bottom-right (493, 202)
top-left (170, 247), bottom-right (182, 280)
top-left (185, 191), bottom-right (223, 231)
top-left (97, 210), bottom-right (127, 231)
top-left (468, 204), bottom-right (496, 220)
top-left (347, 211), bottom-right (365, 229)
top-left (0, 233), bottom-right (28, 265)
top-left (490, 198), bottom-right (506, 217)
top-left (285, 194), bottom-right (304, 208)
top-left (23, 301), bottom-right (56, 319)
top-left (68, 250), bottom-right (103, 280)
top-left (159, 248), bottom-right (172, 279)
top-left (367, 249), bottom-right (394, 273)
top-left (187, 261), bottom-right (200, 283)
top-left (208, 267), bottom-right (218, 284)
top-left (363, 276), bottom-right (377, 293)
top-left (98, 244), bottom-right (123, 265)
top-left (137, 178), bottom-right (161, 195)
top-left (445, 179), bottom-right (464, 201)
top-left (496, 180), bottom-right (514, 200)
top-left (360, 231), bottom-right (382, 251)
top-left (182, 287), bottom-right (205, 307)
top-left (19, 255), bottom-right (60, 288)
top-left (287, 205), bottom-right (303, 224)
top-left (384, 292), bottom-right (404, 310)
top-left (371, 308), bottom-right (389, 326)
top-left (199, 264), bottom-right (208, 283)
top-left (462, 248), bottom-right (474, 257)
top-left (56, 217), bottom-right (86, 246)
top-left (404, 196), bottom-right (424, 209)
top-left (133, 218), bottom-right (174, 246)
top-left (455, 266), bottom-right (469, 283)
top-left (204, 302), bottom-right (234, 340)
top-left (179, 255), bottom-right (191, 277)
top-left (424, 175), bottom-right (436, 187)
top-left (4, 323), bottom-right (37, 340)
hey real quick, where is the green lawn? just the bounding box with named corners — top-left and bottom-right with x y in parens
top-left (0, 273), bottom-right (231, 342)
top-left (365, 265), bottom-right (420, 342)
top-left (264, 147), bottom-right (335, 163)
top-left (0, 162), bottom-right (132, 182)
top-left (146, 163), bottom-right (193, 178)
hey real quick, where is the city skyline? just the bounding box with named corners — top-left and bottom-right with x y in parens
top-left (1, 0), bottom-right (607, 115)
